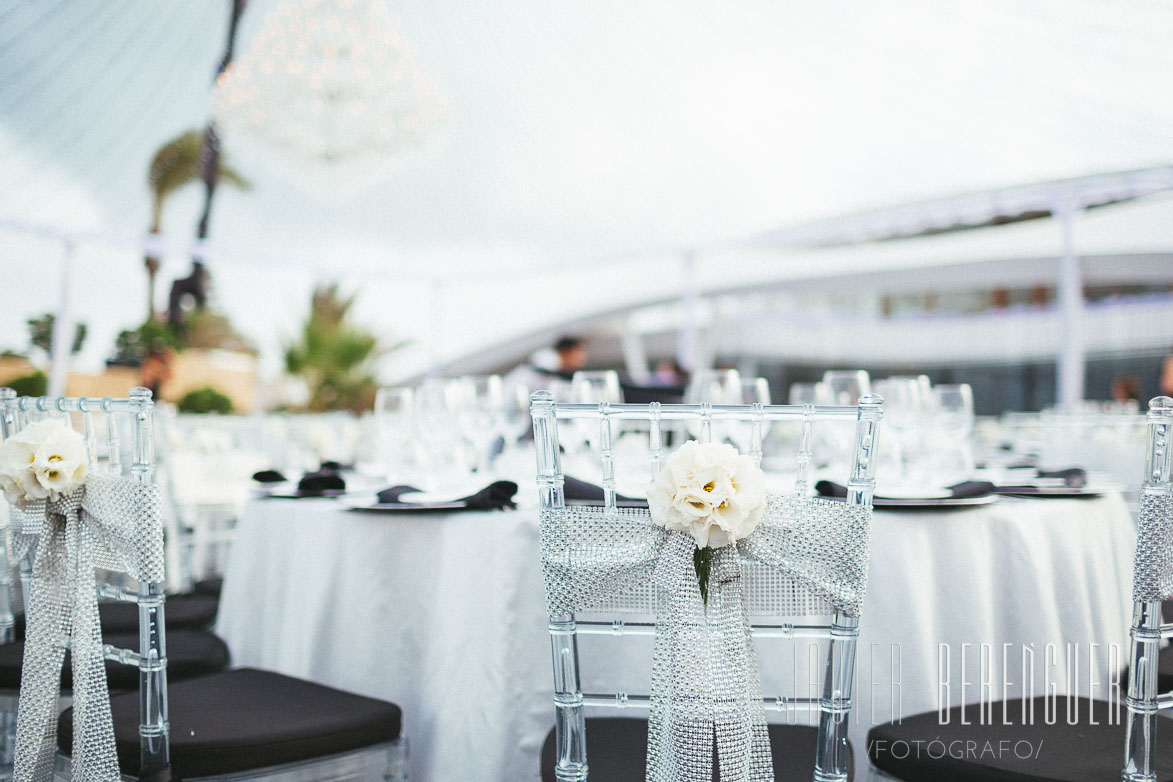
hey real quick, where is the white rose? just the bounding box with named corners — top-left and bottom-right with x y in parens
top-left (32, 422), bottom-right (88, 500)
top-left (0, 423), bottom-right (53, 507)
top-left (648, 440), bottom-right (767, 549)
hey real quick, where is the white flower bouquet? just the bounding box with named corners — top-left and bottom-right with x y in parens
top-left (0, 419), bottom-right (89, 508)
top-left (648, 440), bottom-right (766, 603)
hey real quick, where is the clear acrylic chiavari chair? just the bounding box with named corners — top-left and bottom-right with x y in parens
top-left (0, 387), bottom-right (407, 782)
top-left (867, 395), bottom-right (1173, 781)
top-left (0, 387), bottom-right (174, 780)
top-left (532, 392), bottom-right (883, 781)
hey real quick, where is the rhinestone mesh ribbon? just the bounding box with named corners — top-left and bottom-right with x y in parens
top-left (541, 494), bottom-right (872, 781)
top-left (12, 474), bottom-right (164, 782)
top-left (1133, 492), bottom-right (1173, 602)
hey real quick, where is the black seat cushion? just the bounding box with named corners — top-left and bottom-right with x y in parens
top-left (193, 577), bottom-right (223, 598)
top-left (1157, 646), bottom-right (1173, 694)
top-left (11, 592), bottom-right (220, 640)
top-left (868, 696), bottom-right (1173, 781)
top-left (97, 592), bottom-right (219, 633)
top-left (0, 629), bottom-right (229, 691)
top-left (541, 717), bottom-right (853, 781)
top-left (1121, 643), bottom-right (1173, 695)
top-left (58, 668), bottom-right (402, 778)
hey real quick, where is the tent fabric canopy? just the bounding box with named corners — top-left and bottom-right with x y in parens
top-left (1, 0), bottom-right (1171, 380)
top-left (3, 0), bottom-right (1173, 270)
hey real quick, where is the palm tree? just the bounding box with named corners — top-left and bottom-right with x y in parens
top-left (285, 284), bottom-right (404, 413)
top-left (144, 130), bottom-right (249, 321)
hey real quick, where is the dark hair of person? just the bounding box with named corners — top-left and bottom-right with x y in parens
top-left (554, 336), bottom-right (584, 353)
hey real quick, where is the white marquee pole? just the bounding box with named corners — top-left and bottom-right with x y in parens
top-left (427, 278), bottom-right (446, 378)
top-left (676, 252), bottom-right (698, 371)
top-left (621, 319), bottom-right (651, 383)
top-left (1054, 201), bottom-right (1085, 408)
top-left (48, 239), bottom-right (77, 398)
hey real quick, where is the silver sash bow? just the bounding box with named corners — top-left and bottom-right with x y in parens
top-left (12, 474), bottom-right (165, 782)
top-left (1133, 493), bottom-right (1173, 602)
top-left (541, 494), bottom-right (872, 782)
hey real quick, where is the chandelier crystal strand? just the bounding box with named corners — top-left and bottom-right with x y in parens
top-left (212, 0), bottom-right (444, 197)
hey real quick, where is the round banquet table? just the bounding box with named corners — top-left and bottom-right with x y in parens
top-left (215, 491), bottom-right (1136, 781)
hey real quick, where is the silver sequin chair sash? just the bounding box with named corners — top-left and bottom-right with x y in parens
top-left (12, 474), bottom-right (164, 782)
top-left (1132, 492), bottom-right (1173, 603)
top-left (541, 494), bottom-right (872, 782)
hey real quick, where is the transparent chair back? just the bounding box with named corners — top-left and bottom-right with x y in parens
top-left (531, 393), bottom-right (883, 781)
top-left (0, 386), bottom-right (169, 778)
top-left (1122, 396), bottom-right (1173, 782)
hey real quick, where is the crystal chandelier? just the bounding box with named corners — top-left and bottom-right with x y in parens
top-left (212, 0), bottom-right (443, 196)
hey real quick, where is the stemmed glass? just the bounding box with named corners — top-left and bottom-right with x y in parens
top-left (787, 382), bottom-right (825, 406)
top-left (414, 378), bottom-right (473, 487)
top-left (872, 376), bottom-right (928, 489)
top-left (567, 371), bottom-right (624, 455)
top-left (729, 377), bottom-right (771, 451)
top-left (819, 370), bottom-right (871, 406)
top-left (502, 382), bottom-right (534, 447)
top-left (683, 369), bottom-right (741, 443)
top-left (815, 371), bottom-right (871, 474)
top-left (456, 375), bottom-right (508, 475)
top-left (374, 386), bottom-right (416, 480)
top-left (685, 369), bottom-right (743, 406)
top-left (931, 383), bottom-right (976, 479)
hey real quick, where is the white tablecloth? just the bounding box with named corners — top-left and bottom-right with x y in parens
top-left (216, 492), bottom-right (1136, 781)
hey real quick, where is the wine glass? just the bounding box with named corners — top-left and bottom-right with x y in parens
top-left (374, 386), bottom-right (415, 479)
top-left (819, 370), bottom-right (871, 406)
top-left (457, 375), bottom-right (507, 474)
top-left (681, 369), bottom-right (739, 445)
top-left (873, 376), bottom-right (928, 488)
top-left (740, 377), bottom-right (771, 405)
top-left (932, 383), bottom-right (976, 479)
top-left (414, 378), bottom-right (473, 486)
top-left (685, 369), bottom-right (742, 405)
top-left (566, 370), bottom-right (623, 456)
top-left (729, 377), bottom-right (771, 451)
top-left (788, 382), bottom-right (825, 406)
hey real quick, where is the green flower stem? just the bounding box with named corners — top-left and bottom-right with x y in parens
top-left (694, 546), bottom-right (712, 606)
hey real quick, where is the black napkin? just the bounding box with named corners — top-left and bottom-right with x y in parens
top-left (252, 469), bottom-right (287, 483)
top-left (297, 471), bottom-right (346, 495)
top-left (563, 476), bottom-right (648, 508)
top-left (376, 485), bottom-right (422, 503)
top-left (459, 481), bottom-right (519, 510)
top-left (374, 481), bottom-right (518, 511)
top-left (815, 480), bottom-right (995, 501)
top-left (1036, 467), bottom-right (1086, 488)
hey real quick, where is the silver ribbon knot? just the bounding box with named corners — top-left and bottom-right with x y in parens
top-left (12, 475), bottom-right (165, 782)
top-left (541, 494), bottom-right (872, 782)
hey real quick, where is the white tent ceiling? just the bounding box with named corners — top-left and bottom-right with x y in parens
top-left (1, 0), bottom-right (1171, 378)
top-left (4, 0), bottom-right (1173, 268)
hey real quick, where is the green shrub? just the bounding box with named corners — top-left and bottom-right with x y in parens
top-left (7, 371), bottom-right (47, 397)
top-left (177, 386), bottom-right (234, 414)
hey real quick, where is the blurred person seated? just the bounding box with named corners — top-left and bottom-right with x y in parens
top-left (1110, 373), bottom-right (1142, 404)
top-left (504, 335), bottom-right (588, 398)
top-left (1162, 351), bottom-right (1173, 397)
top-left (651, 358), bottom-right (688, 387)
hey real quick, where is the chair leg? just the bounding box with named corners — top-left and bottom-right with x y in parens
top-left (386, 736), bottom-right (409, 782)
top-left (1124, 600), bottom-right (1161, 782)
top-left (814, 614), bottom-right (859, 782)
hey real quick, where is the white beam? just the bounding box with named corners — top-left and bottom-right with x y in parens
top-left (1055, 205), bottom-right (1085, 408)
top-left (48, 239), bottom-right (76, 397)
top-left (676, 252), bottom-right (698, 371)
